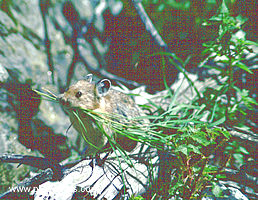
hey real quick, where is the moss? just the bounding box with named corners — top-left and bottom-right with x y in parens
top-left (0, 162), bottom-right (29, 193)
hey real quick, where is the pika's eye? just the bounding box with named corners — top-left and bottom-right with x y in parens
top-left (75, 91), bottom-right (82, 98)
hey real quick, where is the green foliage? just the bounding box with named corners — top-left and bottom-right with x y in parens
top-left (225, 140), bottom-right (250, 168)
top-left (139, 1), bottom-right (255, 198)
top-left (193, 1), bottom-right (256, 176)
top-left (0, 163), bottom-right (29, 193)
top-left (129, 195), bottom-right (145, 200)
top-left (167, 125), bottom-right (230, 199)
top-left (198, 0), bottom-right (257, 129)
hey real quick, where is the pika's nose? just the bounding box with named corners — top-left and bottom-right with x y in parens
top-left (58, 94), bottom-right (70, 107)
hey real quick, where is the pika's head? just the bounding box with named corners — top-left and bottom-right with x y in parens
top-left (58, 74), bottom-right (111, 110)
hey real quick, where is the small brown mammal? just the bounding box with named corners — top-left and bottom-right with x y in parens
top-left (59, 74), bottom-right (146, 155)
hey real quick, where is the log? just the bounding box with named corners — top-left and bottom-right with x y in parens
top-left (33, 144), bottom-right (158, 199)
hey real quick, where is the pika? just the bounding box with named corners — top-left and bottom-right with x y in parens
top-left (58, 74), bottom-right (147, 156)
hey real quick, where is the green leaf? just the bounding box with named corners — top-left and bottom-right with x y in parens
top-left (208, 116), bottom-right (226, 127)
top-left (234, 61), bottom-right (253, 74)
top-left (245, 96), bottom-right (258, 105)
top-left (233, 153), bottom-right (244, 165)
top-left (202, 21), bottom-right (212, 26)
top-left (190, 133), bottom-right (210, 146)
top-left (192, 166), bottom-right (201, 172)
top-left (157, 4), bottom-right (165, 11)
top-left (243, 40), bottom-right (258, 46)
top-left (225, 145), bottom-right (233, 150)
top-left (175, 144), bottom-right (188, 155)
top-left (239, 146), bottom-right (249, 155)
top-left (204, 165), bottom-right (218, 172)
top-left (216, 174), bottom-right (227, 179)
top-left (220, 0), bottom-right (229, 14)
top-left (209, 15), bottom-right (223, 21)
top-left (188, 144), bottom-right (201, 154)
top-left (236, 15), bottom-right (248, 25)
top-left (219, 128), bottom-right (231, 139)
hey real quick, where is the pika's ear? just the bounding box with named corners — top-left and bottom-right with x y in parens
top-left (85, 74), bottom-right (93, 83)
top-left (96, 79), bottom-right (111, 97)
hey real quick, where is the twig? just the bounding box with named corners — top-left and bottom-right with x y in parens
top-left (0, 168), bottom-right (54, 199)
top-left (40, 0), bottom-right (55, 84)
top-left (0, 154), bottom-right (63, 181)
top-left (131, 0), bottom-right (183, 70)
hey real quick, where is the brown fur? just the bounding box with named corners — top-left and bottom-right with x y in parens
top-left (59, 78), bottom-right (146, 155)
